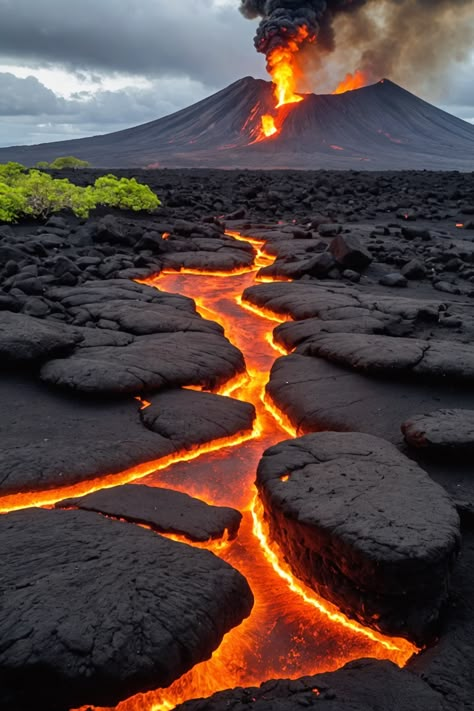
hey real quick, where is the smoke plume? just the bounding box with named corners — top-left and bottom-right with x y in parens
top-left (239, 0), bottom-right (474, 95)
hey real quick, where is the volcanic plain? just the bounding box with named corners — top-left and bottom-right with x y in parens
top-left (1, 167), bottom-right (474, 711)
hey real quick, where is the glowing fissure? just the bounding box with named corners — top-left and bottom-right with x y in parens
top-left (73, 229), bottom-right (418, 711)
top-left (0, 229), bottom-right (419, 711)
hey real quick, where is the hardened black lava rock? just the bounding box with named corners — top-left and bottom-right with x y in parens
top-left (175, 659), bottom-right (445, 711)
top-left (0, 508), bottom-right (253, 711)
top-left (57, 483), bottom-right (242, 542)
top-left (256, 431), bottom-right (460, 645)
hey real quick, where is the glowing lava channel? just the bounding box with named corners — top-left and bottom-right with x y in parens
top-left (0, 228), bottom-right (420, 710)
top-left (71, 230), bottom-right (418, 711)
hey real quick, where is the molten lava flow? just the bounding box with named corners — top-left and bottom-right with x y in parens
top-left (69, 230), bottom-right (417, 711)
top-left (261, 114), bottom-right (278, 137)
top-left (0, 228), bottom-right (419, 711)
top-left (333, 70), bottom-right (368, 94)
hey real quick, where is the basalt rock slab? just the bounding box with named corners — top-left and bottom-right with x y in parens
top-left (266, 354), bottom-right (474, 515)
top-left (0, 311), bottom-right (83, 364)
top-left (274, 316), bottom-right (386, 351)
top-left (257, 252), bottom-right (336, 280)
top-left (176, 659), bottom-right (445, 711)
top-left (243, 281), bottom-right (445, 325)
top-left (0, 374), bottom-right (174, 496)
top-left (257, 431), bottom-right (460, 645)
top-left (329, 233), bottom-right (373, 271)
top-left (402, 409), bottom-right (474, 453)
top-left (67, 299), bottom-right (223, 336)
top-left (56, 484), bottom-right (242, 541)
top-left (162, 249), bottom-right (254, 272)
top-left (409, 530), bottom-right (474, 711)
top-left (305, 333), bottom-right (474, 381)
top-left (141, 388), bottom-right (255, 449)
top-left (0, 508), bottom-right (253, 711)
top-left (41, 331), bottom-right (245, 393)
top-left (47, 279), bottom-right (194, 312)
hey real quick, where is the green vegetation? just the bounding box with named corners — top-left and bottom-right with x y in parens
top-left (0, 162), bottom-right (161, 222)
top-left (35, 156), bottom-right (90, 170)
top-left (48, 156), bottom-right (91, 169)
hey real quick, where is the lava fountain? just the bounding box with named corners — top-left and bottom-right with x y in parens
top-left (71, 231), bottom-right (417, 711)
top-left (258, 28), bottom-right (308, 140)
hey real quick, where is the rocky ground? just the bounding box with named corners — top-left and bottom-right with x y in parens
top-left (0, 168), bottom-right (473, 711)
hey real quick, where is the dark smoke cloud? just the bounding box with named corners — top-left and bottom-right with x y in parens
top-left (240, 0), bottom-right (474, 93)
top-left (239, 1), bottom-right (368, 56)
top-left (335, 0), bottom-right (474, 92)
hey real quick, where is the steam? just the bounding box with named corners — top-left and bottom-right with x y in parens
top-left (239, 0), bottom-right (474, 95)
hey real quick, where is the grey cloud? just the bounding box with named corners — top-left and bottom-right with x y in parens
top-left (0, 0), bottom-right (261, 87)
top-left (0, 73), bottom-right (215, 146)
top-left (0, 72), bottom-right (65, 115)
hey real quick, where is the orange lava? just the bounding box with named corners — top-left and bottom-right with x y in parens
top-left (261, 114), bottom-right (278, 137)
top-left (333, 70), bottom-right (368, 94)
top-left (0, 227), bottom-right (420, 710)
top-left (268, 26), bottom-right (310, 108)
top-left (256, 26), bottom-right (310, 141)
top-left (71, 230), bottom-right (418, 711)
top-left (0, 426), bottom-right (258, 515)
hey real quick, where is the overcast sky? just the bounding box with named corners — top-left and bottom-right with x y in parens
top-left (0, 0), bottom-right (473, 147)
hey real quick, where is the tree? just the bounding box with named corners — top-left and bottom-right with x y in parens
top-left (49, 156), bottom-right (90, 170)
top-left (35, 161), bottom-right (50, 170)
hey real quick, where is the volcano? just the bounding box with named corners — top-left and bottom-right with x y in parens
top-left (1, 77), bottom-right (473, 170)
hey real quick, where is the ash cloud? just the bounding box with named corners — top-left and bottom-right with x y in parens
top-left (239, 0), bottom-right (474, 94)
top-left (239, 1), bottom-right (367, 55)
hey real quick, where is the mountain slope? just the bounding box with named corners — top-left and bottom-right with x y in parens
top-left (0, 77), bottom-right (473, 170)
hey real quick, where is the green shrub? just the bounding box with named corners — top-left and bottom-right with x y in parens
top-left (35, 161), bottom-right (50, 170)
top-left (94, 175), bottom-right (161, 211)
top-left (0, 162), bottom-right (27, 186)
top-left (0, 182), bottom-right (28, 222)
top-left (0, 163), bottom-right (161, 222)
top-left (49, 156), bottom-right (90, 169)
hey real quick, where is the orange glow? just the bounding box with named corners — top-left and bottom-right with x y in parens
top-left (79, 505), bottom-right (416, 711)
top-left (267, 26), bottom-right (310, 108)
top-left (250, 497), bottom-right (416, 658)
top-left (265, 331), bottom-right (289, 356)
top-left (4, 226), bottom-right (419, 711)
top-left (254, 26), bottom-right (311, 141)
top-left (333, 70), bottom-right (368, 94)
top-left (162, 232), bottom-right (171, 240)
top-left (0, 426), bottom-right (258, 515)
top-left (135, 396), bottom-right (152, 410)
top-left (262, 391), bottom-right (298, 439)
top-left (74, 229), bottom-right (417, 711)
top-left (261, 114), bottom-right (278, 137)
top-left (456, 223), bottom-right (464, 228)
